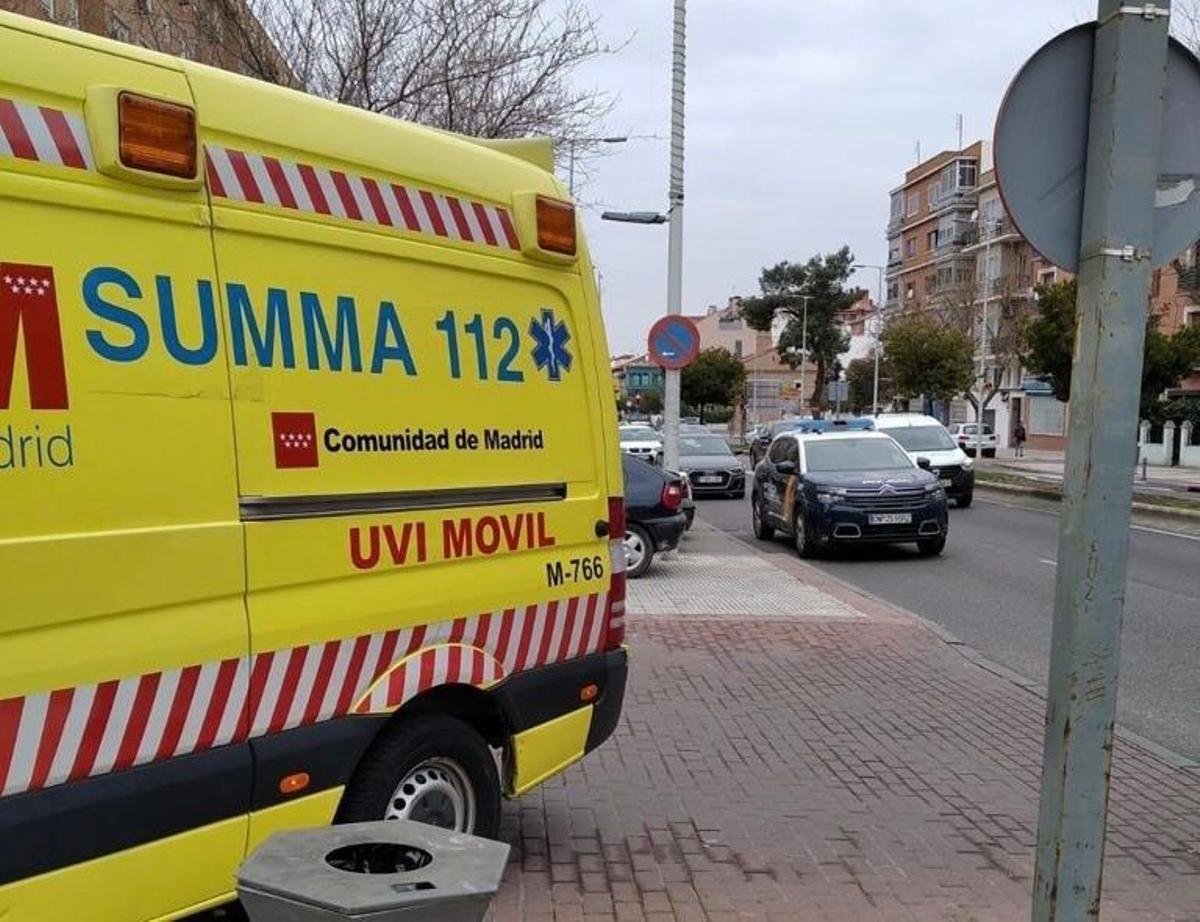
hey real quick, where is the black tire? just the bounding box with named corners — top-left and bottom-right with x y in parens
top-left (793, 508), bottom-right (818, 558)
top-left (624, 523), bottom-right (655, 578)
top-left (957, 492), bottom-right (973, 509)
top-left (917, 536), bottom-right (947, 557)
top-left (751, 496), bottom-right (774, 540)
top-left (336, 714), bottom-right (502, 839)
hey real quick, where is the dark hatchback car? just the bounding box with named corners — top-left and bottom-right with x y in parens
top-left (751, 431), bottom-right (948, 557)
top-left (621, 453), bottom-right (688, 578)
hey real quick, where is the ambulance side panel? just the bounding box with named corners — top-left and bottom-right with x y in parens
top-left (187, 67), bottom-right (613, 811)
top-left (0, 16), bottom-right (248, 922)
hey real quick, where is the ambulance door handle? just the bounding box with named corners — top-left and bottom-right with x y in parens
top-left (594, 520), bottom-right (610, 537)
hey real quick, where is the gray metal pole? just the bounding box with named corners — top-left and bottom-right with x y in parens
top-left (663, 0), bottom-right (686, 470)
top-left (872, 267), bottom-right (883, 415)
top-left (1032, 4), bottom-right (1170, 920)
top-left (978, 231), bottom-right (991, 459)
top-left (798, 296), bottom-right (808, 417)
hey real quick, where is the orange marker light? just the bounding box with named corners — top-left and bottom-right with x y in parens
top-left (536, 196), bottom-right (576, 255)
top-left (278, 772), bottom-right (311, 796)
top-left (118, 93), bottom-right (197, 179)
top-left (580, 683), bottom-right (599, 703)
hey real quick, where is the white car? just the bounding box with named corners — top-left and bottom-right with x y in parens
top-left (949, 423), bottom-right (998, 458)
top-left (619, 424), bottom-right (663, 464)
top-left (870, 413), bottom-right (976, 507)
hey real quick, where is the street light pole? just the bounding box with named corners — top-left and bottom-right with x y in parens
top-left (798, 295), bottom-right (809, 417)
top-left (853, 263), bottom-right (886, 415)
top-left (663, 0), bottom-right (686, 471)
top-left (976, 222), bottom-right (997, 459)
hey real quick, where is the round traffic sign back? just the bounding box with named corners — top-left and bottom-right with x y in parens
top-left (995, 24), bottom-right (1200, 271)
top-left (647, 315), bottom-right (700, 370)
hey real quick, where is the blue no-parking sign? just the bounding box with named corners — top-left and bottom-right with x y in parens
top-left (647, 315), bottom-right (700, 370)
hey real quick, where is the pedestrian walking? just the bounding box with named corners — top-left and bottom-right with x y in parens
top-left (1013, 420), bottom-right (1027, 458)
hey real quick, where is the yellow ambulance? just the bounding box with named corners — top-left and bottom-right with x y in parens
top-left (0, 11), bottom-right (627, 919)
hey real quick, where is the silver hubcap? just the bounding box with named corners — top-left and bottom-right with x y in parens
top-left (386, 758), bottom-right (475, 832)
top-left (624, 529), bottom-right (647, 570)
top-left (794, 514), bottom-right (806, 551)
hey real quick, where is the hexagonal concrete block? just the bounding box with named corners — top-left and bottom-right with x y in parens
top-left (237, 821), bottom-right (510, 922)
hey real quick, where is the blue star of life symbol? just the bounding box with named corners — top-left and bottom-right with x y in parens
top-left (529, 308), bottom-right (572, 381)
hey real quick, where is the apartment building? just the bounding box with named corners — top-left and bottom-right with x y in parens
top-left (686, 297), bottom-right (774, 360)
top-left (1150, 249), bottom-right (1200, 395)
top-left (964, 168), bottom-right (1070, 450)
top-left (7, 0), bottom-right (283, 79)
top-left (885, 141), bottom-right (986, 312)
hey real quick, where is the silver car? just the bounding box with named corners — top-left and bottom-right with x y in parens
top-left (678, 433), bottom-right (746, 498)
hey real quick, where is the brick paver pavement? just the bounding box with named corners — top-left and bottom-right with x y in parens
top-left (488, 523), bottom-right (1200, 921)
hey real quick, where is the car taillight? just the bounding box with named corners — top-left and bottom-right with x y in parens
top-left (661, 482), bottom-right (682, 511)
top-left (604, 496), bottom-right (626, 651)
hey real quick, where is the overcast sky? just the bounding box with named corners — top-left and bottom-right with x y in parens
top-left (573, 1), bottom-right (1087, 355)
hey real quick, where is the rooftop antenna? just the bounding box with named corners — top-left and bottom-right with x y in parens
top-left (915, 140), bottom-right (922, 164)
top-left (956, 113), bottom-right (964, 149)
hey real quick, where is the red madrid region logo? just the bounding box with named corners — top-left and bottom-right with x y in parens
top-left (272, 412), bottom-right (319, 468)
top-left (0, 262), bottom-right (68, 410)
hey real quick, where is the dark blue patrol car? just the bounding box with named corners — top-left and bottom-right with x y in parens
top-left (750, 428), bottom-right (949, 557)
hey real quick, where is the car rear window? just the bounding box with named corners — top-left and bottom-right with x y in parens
top-left (805, 438), bottom-right (913, 472)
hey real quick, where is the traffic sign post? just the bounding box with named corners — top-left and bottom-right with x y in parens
top-left (996, 5), bottom-right (1179, 920)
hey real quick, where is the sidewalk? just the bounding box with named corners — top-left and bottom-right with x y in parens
top-left (488, 523), bottom-right (1200, 921)
top-left (982, 448), bottom-right (1200, 493)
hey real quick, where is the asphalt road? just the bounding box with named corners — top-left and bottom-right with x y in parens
top-left (697, 489), bottom-right (1200, 761)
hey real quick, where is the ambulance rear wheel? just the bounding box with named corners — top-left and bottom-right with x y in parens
top-left (336, 714), bottom-right (502, 839)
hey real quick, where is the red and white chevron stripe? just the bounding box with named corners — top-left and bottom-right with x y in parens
top-left (204, 145), bottom-right (520, 252)
top-left (0, 590), bottom-right (605, 800)
top-left (0, 97), bottom-right (93, 171)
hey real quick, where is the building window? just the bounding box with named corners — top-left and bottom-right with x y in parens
top-left (888, 242), bottom-right (901, 265)
top-left (926, 229), bottom-right (938, 251)
top-left (905, 237), bottom-right (916, 258)
top-left (1039, 269), bottom-right (1056, 286)
top-left (958, 161), bottom-right (977, 188)
top-left (887, 281), bottom-right (900, 301)
top-left (906, 193), bottom-right (918, 218)
top-left (905, 282), bottom-right (915, 301)
top-left (39, 0), bottom-right (54, 16)
top-left (137, 0), bottom-right (153, 12)
top-left (734, 339), bottom-right (743, 358)
top-left (890, 192), bottom-right (904, 222)
top-left (925, 273), bottom-right (938, 295)
top-left (1187, 308), bottom-right (1200, 328)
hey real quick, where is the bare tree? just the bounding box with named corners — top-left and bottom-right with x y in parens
top-left (1173, 0), bottom-right (1200, 55)
top-left (224, 0), bottom-right (615, 143)
top-left (927, 273), bottom-right (1033, 415)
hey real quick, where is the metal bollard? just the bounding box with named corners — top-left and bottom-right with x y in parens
top-left (237, 821), bottom-right (510, 922)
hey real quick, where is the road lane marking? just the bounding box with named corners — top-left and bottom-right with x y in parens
top-left (976, 496), bottom-right (1200, 543)
top-left (1039, 558), bottom-right (1057, 567)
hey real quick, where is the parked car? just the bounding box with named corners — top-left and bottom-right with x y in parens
top-left (622, 454), bottom-right (687, 577)
top-left (873, 414), bottom-right (976, 507)
top-left (619, 424), bottom-right (663, 464)
top-left (751, 430), bottom-right (948, 557)
top-left (950, 422), bottom-right (998, 457)
top-left (678, 433), bottom-right (746, 499)
top-left (667, 469), bottom-right (697, 529)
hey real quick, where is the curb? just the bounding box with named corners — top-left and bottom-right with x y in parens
top-left (711, 517), bottom-right (1200, 775)
top-left (976, 479), bottom-right (1200, 523)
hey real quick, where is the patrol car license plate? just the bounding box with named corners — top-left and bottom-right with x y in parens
top-left (939, 477), bottom-right (954, 487)
top-left (869, 513), bottom-right (912, 525)
top-left (698, 475), bottom-right (722, 484)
